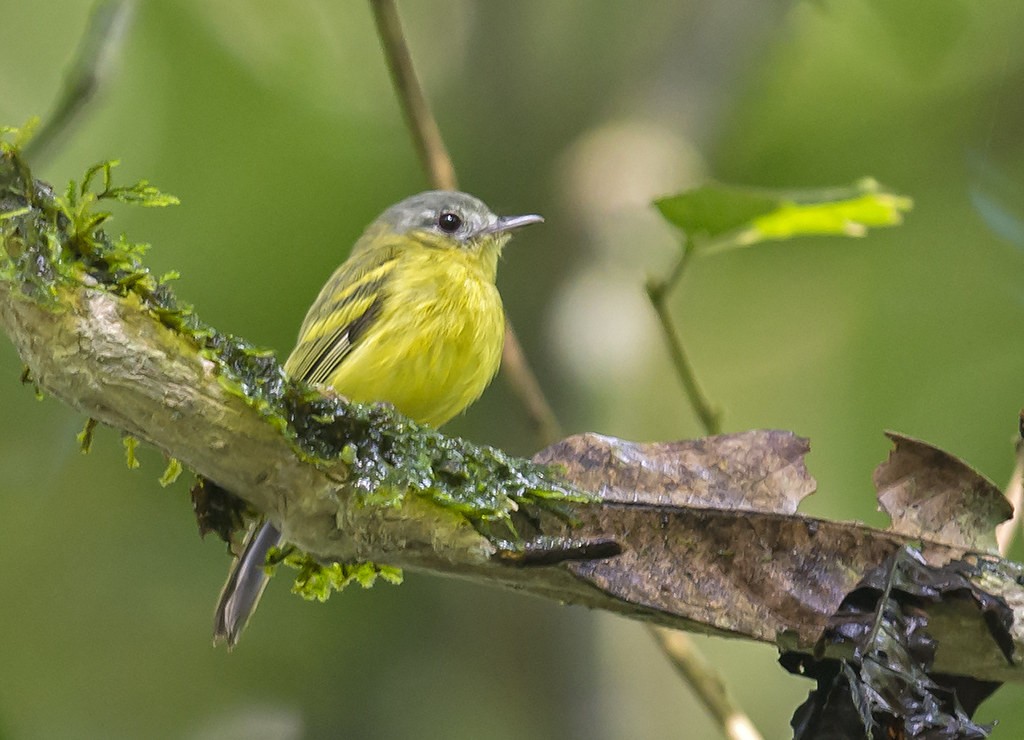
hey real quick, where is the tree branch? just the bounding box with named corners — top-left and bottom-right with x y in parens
top-left (4, 273), bottom-right (1024, 681)
top-left (1, 153), bottom-right (1022, 686)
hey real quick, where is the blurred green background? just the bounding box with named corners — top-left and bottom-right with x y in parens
top-left (2, 1), bottom-right (1024, 738)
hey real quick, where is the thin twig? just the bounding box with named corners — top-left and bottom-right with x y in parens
top-left (369, 3), bottom-right (755, 736)
top-left (645, 235), bottom-right (766, 740)
top-left (368, 0), bottom-right (457, 192)
top-left (498, 318), bottom-right (563, 443)
top-left (369, 0), bottom-right (561, 445)
top-left (23, 0), bottom-right (133, 163)
top-left (647, 626), bottom-right (764, 740)
top-left (866, 547), bottom-right (905, 650)
top-left (645, 241), bottom-right (722, 435)
top-left (996, 413), bottom-right (1024, 556)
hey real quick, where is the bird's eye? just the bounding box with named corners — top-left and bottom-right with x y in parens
top-left (438, 211), bottom-right (463, 233)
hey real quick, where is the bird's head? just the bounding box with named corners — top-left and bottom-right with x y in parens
top-left (369, 190), bottom-right (543, 277)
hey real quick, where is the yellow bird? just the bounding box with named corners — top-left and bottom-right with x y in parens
top-left (213, 190), bottom-right (543, 647)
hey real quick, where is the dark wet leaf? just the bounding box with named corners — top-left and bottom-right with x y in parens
top-left (783, 548), bottom-right (1004, 739)
top-left (786, 659), bottom-right (878, 740)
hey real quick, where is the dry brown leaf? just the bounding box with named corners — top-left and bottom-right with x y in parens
top-left (874, 432), bottom-right (1011, 555)
top-left (534, 429), bottom-right (815, 514)
top-left (530, 430), bottom-right (999, 653)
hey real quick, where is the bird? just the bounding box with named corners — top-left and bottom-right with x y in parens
top-left (212, 190), bottom-right (543, 648)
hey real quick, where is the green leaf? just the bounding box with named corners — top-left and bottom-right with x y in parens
top-left (655, 184), bottom-right (778, 239)
top-left (743, 184), bottom-right (912, 244)
top-left (655, 178), bottom-right (912, 252)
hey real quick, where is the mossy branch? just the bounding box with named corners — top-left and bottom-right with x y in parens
top-left (4, 147), bottom-right (1024, 688)
top-left (0, 144), bottom-right (586, 578)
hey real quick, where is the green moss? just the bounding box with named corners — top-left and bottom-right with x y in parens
top-left (122, 434), bottom-right (140, 470)
top-left (19, 366), bottom-right (44, 400)
top-left (273, 545), bottom-right (405, 602)
top-left (0, 133), bottom-right (597, 602)
top-left (77, 417), bottom-right (98, 453)
top-left (283, 389), bottom-right (591, 527)
top-left (159, 457), bottom-right (183, 487)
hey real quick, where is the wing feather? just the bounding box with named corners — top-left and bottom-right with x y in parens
top-left (284, 243), bottom-right (398, 383)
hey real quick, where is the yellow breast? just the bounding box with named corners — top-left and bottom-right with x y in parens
top-left (312, 246), bottom-right (505, 428)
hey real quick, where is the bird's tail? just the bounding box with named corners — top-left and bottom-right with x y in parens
top-left (212, 520), bottom-right (282, 649)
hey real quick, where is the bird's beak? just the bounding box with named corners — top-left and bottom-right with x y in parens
top-left (481, 214), bottom-right (545, 235)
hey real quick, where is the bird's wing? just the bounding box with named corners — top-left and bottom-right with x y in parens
top-left (284, 243), bottom-right (399, 384)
